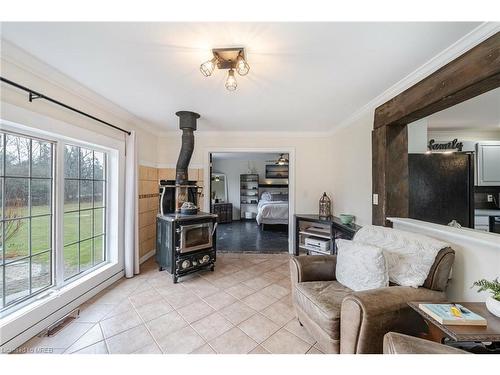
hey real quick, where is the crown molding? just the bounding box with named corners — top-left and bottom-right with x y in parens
top-left (1, 39), bottom-right (161, 136)
top-left (331, 22), bottom-right (500, 133)
top-left (156, 129), bottom-right (331, 138)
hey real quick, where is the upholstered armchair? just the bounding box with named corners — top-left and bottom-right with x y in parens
top-left (289, 247), bottom-right (455, 354)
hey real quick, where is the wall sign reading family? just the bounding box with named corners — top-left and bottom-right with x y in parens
top-left (428, 138), bottom-right (464, 152)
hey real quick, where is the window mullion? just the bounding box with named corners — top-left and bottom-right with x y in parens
top-left (2, 134), bottom-right (6, 308)
top-left (28, 139), bottom-right (32, 295)
top-left (54, 141), bottom-right (65, 287)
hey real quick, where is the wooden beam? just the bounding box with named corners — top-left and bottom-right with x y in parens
top-left (372, 126), bottom-right (386, 225)
top-left (374, 32), bottom-right (500, 129)
top-left (372, 124), bottom-right (409, 226)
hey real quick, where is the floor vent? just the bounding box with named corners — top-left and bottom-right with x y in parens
top-left (39, 308), bottom-right (80, 337)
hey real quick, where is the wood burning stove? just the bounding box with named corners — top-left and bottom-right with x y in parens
top-left (156, 213), bottom-right (217, 283)
top-left (156, 111), bottom-right (218, 282)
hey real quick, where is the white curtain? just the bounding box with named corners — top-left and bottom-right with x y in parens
top-left (124, 130), bottom-right (140, 278)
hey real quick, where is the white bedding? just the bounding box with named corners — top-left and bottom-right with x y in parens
top-left (256, 200), bottom-right (289, 225)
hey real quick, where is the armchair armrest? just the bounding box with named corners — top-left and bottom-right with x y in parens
top-left (340, 286), bottom-right (446, 354)
top-left (289, 255), bottom-right (337, 284)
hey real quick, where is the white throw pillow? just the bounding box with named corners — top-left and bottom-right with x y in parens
top-left (353, 225), bottom-right (449, 288)
top-left (335, 239), bottom-right (389, 291)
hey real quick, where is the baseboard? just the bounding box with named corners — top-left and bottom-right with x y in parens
top-left (140, 249), bottom-right (156, 264)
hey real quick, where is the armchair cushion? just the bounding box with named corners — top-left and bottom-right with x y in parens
top-left (336, 239), bottom-right (389, 291)
top-left (295, 280), bottom-right (352, 339)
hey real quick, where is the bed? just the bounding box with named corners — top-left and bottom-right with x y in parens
top-left (256, 191), bottom-right (289, 227)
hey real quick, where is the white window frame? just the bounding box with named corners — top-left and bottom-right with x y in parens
top-left (0, 103), bottom-right (126, 352)
top-left (0, 130), bottom-right (56, 310)
top-left (57, 141), bottom-right (109, 284)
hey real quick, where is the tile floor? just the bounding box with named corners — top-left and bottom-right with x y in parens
top-left (16, 253), bottom-right (325, 354)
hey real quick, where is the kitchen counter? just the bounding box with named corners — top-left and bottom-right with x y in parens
top-left (475, 209), bottom-right (500, 216)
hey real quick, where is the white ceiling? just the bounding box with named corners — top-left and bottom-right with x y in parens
top-left (426, 87), bottom-right (500, 131)
top-left (0, 22), bottom-right (480, 132)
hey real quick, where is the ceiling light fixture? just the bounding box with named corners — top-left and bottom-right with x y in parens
top-left (225, 69), bottom-right (237, 91)
top-left (200, 57), bottom-right (218, 77)
top-left (200, 47), bottom-right (250, 91)
top-left (276, 154), bottom-right (289, 165)
top-left (236, 53), bottom-right (250, 76)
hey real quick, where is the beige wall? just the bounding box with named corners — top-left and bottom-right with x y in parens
top-left (157, 132), bottom-right (333, 215)
top-left (329, 112), bottom-right (373, 225)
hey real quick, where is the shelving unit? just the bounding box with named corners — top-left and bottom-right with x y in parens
top-left (295, 214), bottom-right (361, 256)
top-left (240, 174), bottom-right (259, 220)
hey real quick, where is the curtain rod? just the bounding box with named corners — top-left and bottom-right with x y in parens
top-left (0, 76), bottom-right (132, 136)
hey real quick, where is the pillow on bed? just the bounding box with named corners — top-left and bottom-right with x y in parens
top-left (335, 239), bottom-right (389, 291)
top-left (261, 192), bottom-right (272, 201)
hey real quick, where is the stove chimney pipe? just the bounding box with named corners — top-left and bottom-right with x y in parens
top-left (175, 111), bottom-right (200, 185)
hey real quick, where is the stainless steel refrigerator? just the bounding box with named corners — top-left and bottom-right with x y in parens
top-left (408, 153), bottom-right (474, 228)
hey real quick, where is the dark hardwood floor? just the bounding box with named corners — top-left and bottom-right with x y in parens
top-left (216, 220), bottom-right (289, 253)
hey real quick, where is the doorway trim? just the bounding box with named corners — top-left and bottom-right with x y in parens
top-left (204, 147), bottom-right (296, 254)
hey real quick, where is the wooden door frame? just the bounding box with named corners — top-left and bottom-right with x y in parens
top-left (372, 32), bottom-right (500, 226)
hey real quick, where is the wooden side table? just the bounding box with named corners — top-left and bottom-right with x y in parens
top-left (408, 302), bottom-right (500, 346)
top-left (294, 214), bottom-right (361, 256)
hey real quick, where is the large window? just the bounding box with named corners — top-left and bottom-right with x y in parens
top-left (63, 145), bottom-right (106, 280)
top-left (0, 130), bottom-right (108, 312)
top-left (1, 132), bottom-right (54, 309)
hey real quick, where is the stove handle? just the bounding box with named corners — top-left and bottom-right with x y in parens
top-left (159, 186), bottom-right (166, 215)
top-left (211, 222), bottom-right (218, 237)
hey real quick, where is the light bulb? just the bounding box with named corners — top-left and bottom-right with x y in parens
top-left (200, 57), bottom-right (217, 77)
top-left (236, 55), bottom-right (250, 76)
top-left (225, 69), bottom-right (237, 91)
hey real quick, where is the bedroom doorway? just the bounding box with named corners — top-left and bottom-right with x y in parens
top-left (205, 150), bottom-right (294, 254)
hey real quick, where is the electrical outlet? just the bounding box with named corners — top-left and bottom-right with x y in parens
top-left (373, 194), bottom-right (379, 205)
top-left (487, 194), bottom-right (494, 202)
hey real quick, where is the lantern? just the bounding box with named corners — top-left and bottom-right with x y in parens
top-left (319, 192), bottom-right (332, 219)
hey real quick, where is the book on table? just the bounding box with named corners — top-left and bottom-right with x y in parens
top-left (419, 303), bottom-right (487, 326)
